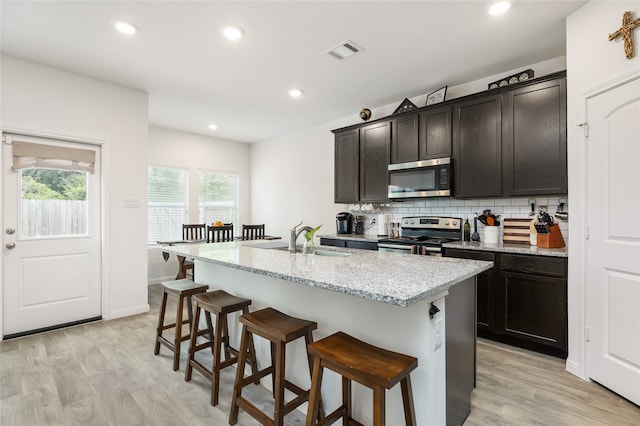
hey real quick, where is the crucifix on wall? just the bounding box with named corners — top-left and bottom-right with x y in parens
top-left (608, 10), bottom-right (640, 59)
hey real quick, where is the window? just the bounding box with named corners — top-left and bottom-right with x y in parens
top-left (199, 171), bottom-right (239, 231)
top-left (21, 168), bottom-right (88, 237)
top-left (148, 166), bottom-right (188, 243)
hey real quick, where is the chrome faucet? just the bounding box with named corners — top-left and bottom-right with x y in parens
top-left (289, 220), bottom-right (313, 253)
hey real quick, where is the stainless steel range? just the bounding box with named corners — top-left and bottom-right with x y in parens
top-left (378, 216), bottom-right (462, 256)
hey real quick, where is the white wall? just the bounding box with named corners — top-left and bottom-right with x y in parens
top-left (147, 126), bottom-right (251, 283)
top-left (0, 55), bottom-right (149, 321)
top-left (250, 57), bottom-right (567, 239)
top-left (565, 1), bottom-right (640, 378)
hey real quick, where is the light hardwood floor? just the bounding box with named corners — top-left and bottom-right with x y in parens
top-left (0, 284), bottom-right (638, 425)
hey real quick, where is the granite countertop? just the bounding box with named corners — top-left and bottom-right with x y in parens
top-left (442, 241), bottom-right (568, 258)
top-left (162, 240), bottom-right (493, 307)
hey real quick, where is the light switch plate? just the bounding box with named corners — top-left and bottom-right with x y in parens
top-left (124, 198), bottom-right (140, 208)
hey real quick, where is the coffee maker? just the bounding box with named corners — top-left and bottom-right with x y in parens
top-left (336, 212), bottom-right (354, 234)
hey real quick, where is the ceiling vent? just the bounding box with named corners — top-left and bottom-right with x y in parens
top-left (325, 40), bottom-right (363, 60)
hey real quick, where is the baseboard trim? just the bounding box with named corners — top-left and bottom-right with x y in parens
top-left (148, 275), bottom-right (174, 285)
top-left (565, 359), bottom-right (583, 379)
top-left (108, 304), bottom-right (150, 320)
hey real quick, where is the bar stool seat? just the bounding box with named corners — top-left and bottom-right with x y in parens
top-left (229, 307), bottom-right (320, 426)
top-left (185, 290), bottom-right (259, 406)
top-left (154, 279), bottom-right (209, 371)
top-left (305, 331), bottom-right (418, 426)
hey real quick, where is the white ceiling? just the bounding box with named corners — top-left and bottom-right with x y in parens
top-left (0, 1), bottom-right (587, 143)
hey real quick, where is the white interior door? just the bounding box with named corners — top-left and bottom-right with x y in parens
top-left (2, 134), bottom-right (102, 338)
top-left (585, 74), bottom-right (640, 406)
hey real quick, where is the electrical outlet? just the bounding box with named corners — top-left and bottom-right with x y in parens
top-left (372, 218), bottom-right (376, 224)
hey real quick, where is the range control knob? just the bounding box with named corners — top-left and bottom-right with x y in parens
top-left (444, 220), bottom-right (450, 225)
top-left (452, 220), bottom-right (458, 226)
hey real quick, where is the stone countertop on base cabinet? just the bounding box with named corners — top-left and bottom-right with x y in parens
top-left (443, 241), bottom-right (567, 258)
top-left (162, 240), bottom-right (492, 307)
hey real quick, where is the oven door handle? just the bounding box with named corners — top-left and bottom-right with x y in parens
top-left (422, 246), bottom-right (442, 253)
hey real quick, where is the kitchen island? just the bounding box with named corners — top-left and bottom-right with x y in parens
top-left (162, 240), bottom-right (492, 425)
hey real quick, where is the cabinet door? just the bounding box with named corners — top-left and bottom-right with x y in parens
top-left (503, 77), bottom-right (567, 195)
top-left (391, 113), bottom-right (419, 164)
top-left (419, 105), bottom-right (451, 160)
top-left (500, 271), bottom-right (567, 355)
top-left (444, 248), bottom-right (496, 332)
top-left (334, 129), bottom-right (360, 203)
top-left (360, 121), bottom-right (390, 202)
top-left (453, 95), bottom-right (502, 198)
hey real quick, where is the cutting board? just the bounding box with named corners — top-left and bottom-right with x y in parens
top-left (502, 218), bottom-right (531, 245)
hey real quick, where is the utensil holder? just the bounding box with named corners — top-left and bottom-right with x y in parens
top-left (484, 226), bottom-right (500, 244)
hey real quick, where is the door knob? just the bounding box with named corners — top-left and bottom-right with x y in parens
top-left (5, 228), bottom-right (15, 235)
top-left (5, 242), bottom-right (15, 249)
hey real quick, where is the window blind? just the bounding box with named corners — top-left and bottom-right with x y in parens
top-left (148, 166), bottom-right (188, 243)
top-left (12, 140), bottom-right (96, 173)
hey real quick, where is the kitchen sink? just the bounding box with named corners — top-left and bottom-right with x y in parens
top-left (244, 241), bottom-right (351, 256)
top-left (314, 249), bottom-right (351, 257)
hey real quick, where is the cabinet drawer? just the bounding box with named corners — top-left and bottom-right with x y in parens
top-left (346, 240), bottom-right (377, 251)
top-left (501, 254), bottom-right (566, 278)
top-left (444, 249), bottom-right (496, 263)
top-left (319, 238), bottom-right (347, 248)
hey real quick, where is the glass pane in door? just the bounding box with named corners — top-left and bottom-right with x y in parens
top-left (20, 168), bottom-right (88, 237)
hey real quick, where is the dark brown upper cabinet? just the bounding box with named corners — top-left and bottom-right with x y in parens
top-left (390, 106), bottom-right (451, 164)
top-left (359, 121), bottom-right (390, 202)
top-left (334, 128), bottom-right (359, 203)
top-left (502, 77), bottom-right (567, 196)
top-left (334, 71), bottom-right (567, 201)
top-left (333, 121), bottom-right (390, 203)
top-left (452, 94), bottom-right (503, 198)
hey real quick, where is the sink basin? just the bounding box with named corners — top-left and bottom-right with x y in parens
top-left (315, 249), bottom-right (351, 257)
top-left (245, 242), bottom-right (351, 257)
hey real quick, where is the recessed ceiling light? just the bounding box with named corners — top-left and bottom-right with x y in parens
top-left (288, 89), bottom-right (303, 98)
top-left (208, 124), bottom-right (218, 130)
top-left (222, 25), bottom-right (244, 41)
top-left (113, 20), bottom-right (138, 35)
top-left (488, 1), bottom-right (511, 16)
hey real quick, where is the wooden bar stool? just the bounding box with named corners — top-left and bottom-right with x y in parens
top-left (184, 290), bottom-right (260, 406)
top-left (305, 331), bottom-right (418, 426)
top-left (229, 307), bottom-right (320, 426)
top-left (154, 279), bottom-right (209, 371)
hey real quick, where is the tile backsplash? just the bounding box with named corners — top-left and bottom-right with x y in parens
top-left (354, 196), bottom-right (569, 242)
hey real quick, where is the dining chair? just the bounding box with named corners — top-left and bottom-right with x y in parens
top-left (183, 223), bottom-right (206, 241)
top-left (241, 224), bottom-right (265, 240)
top-left (180, 224), bottom-right (206, 279)
top-left (207, 224), bottom-right (234, 243)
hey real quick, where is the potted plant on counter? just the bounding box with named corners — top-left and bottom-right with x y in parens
top-left (303, 225), bottom-right (322, 256)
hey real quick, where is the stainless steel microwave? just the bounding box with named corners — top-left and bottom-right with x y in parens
top-left (388, 157), bottom-right (451, 199)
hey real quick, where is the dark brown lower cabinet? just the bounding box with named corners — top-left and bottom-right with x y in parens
top-left (319, 237), bottom-right (378, 251)
top-left (444, 249), bottom-right (567, 358)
